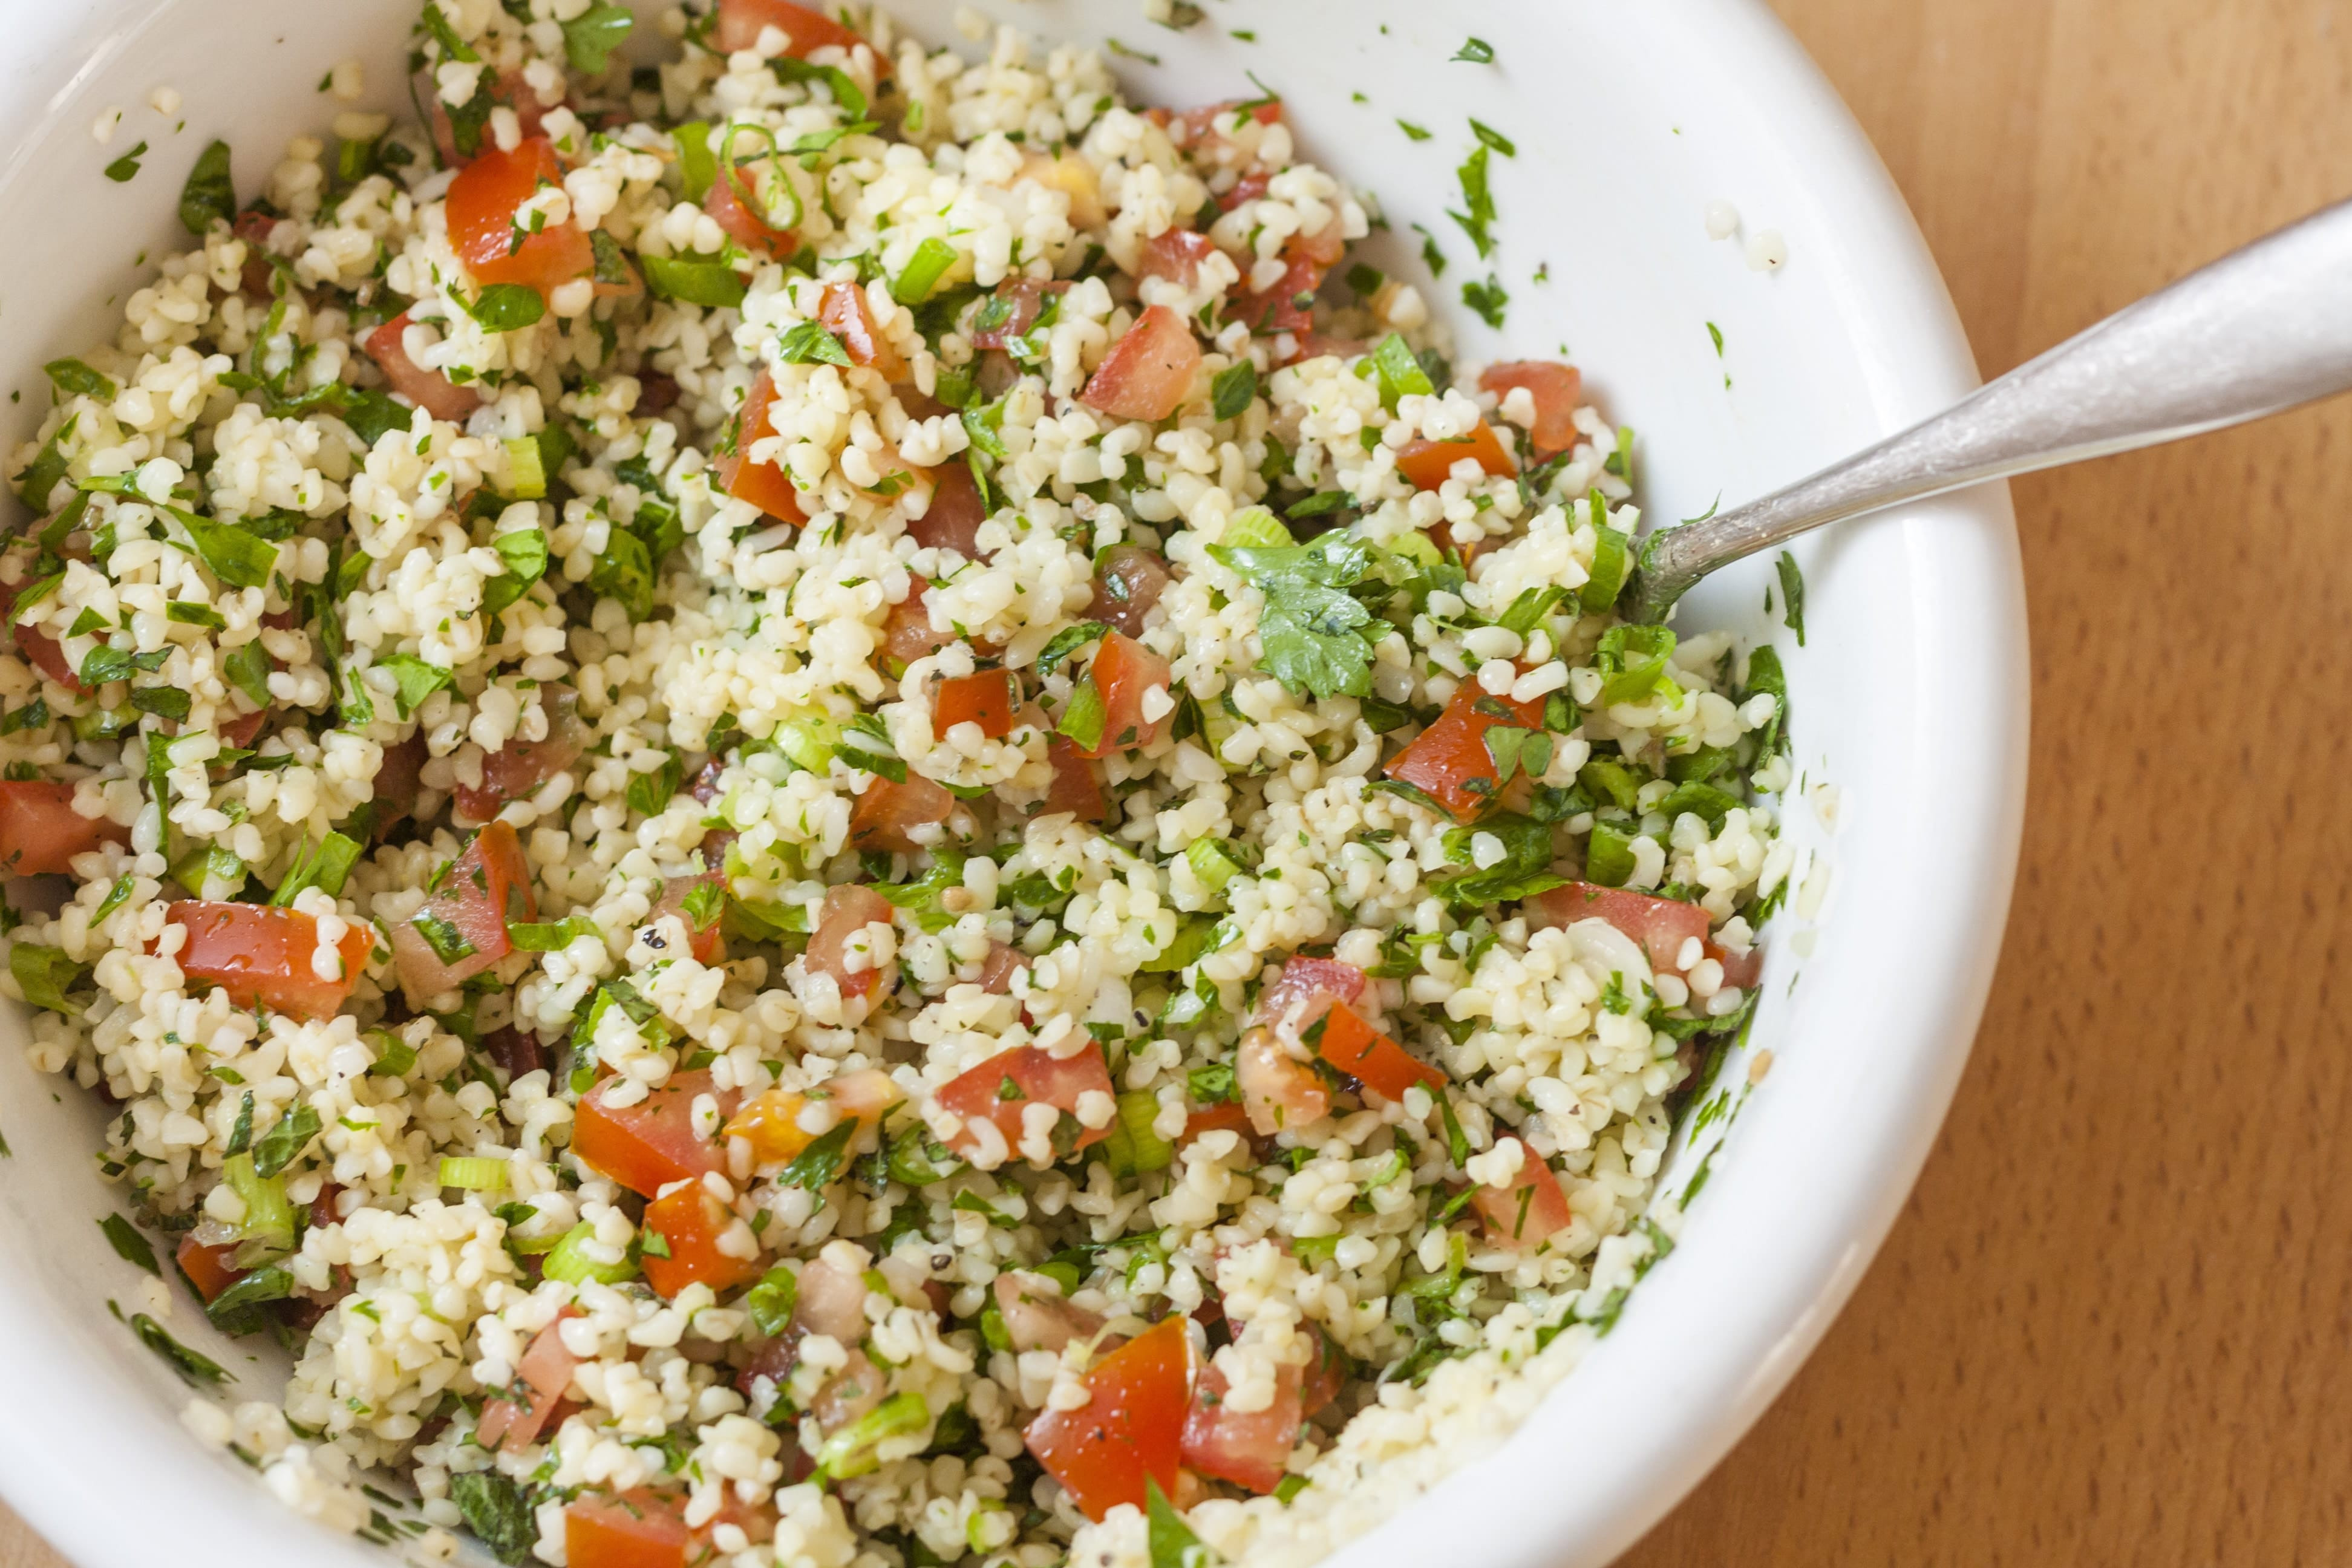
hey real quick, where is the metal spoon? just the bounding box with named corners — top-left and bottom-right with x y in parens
top-left (1619, 198), bottom-right (2352, 624)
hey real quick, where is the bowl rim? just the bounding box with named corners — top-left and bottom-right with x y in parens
top-left (0, 1), bottom-right (2030, 1566)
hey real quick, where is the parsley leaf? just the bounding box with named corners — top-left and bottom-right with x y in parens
top-left (1453, 36), bottom-right (1496, 63)
top-left (1448, 145), bottom-right (1497, 259)
top-left (1210, 361), bottom-right (1258, 422)
top-left (1775, 551), bottom-right (1806, 645)
top-left (560, 1), bottom-right (633, 73)
top-left (178, 140), bottom-right (236, 234)
top-left (1207, 534), bottom-right (1382, 701)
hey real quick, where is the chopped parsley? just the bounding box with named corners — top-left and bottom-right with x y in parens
top-left (103, 142), bottom-right (149, 183)
top-left (1448, 145), bottom-right (1497, 259)
top-left (1207, 533), bottom-right (1382, 701)
top-left (1453, 36), bottom-right (1497, 63)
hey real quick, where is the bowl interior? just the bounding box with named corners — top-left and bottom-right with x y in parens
top-left (0, 4), bottom-right (2027, 1567)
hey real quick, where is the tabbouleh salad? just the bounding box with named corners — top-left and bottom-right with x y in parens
top-left (0, 2), bottom-right (1798, 1566)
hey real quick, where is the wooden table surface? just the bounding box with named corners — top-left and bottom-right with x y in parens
top-left (8, 2), bottom-right (2351, 1566)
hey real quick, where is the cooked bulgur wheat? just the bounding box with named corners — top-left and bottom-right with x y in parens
top-left (1, 4), bottom-right (1796, 1566)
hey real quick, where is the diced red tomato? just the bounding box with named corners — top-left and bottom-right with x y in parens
top-left (1070, 632), bottom-right (1172, 761)
top-left (565, 1492), bottom-right (692, 1568)
top-left (1396, 419), bottom-right (1517, 489)
top-left (482, 1027), bottom-right (547, 1081)
top-left (573, 1068), bottom-right (736, 1197)
top-left (478, 1308), bottom-right (583, 1452)
top-left (447, 137), bottom-right (594, 297)
top-left (704, 158), bottom-right (797, 260)
top-left (1160, 98), bottom-right (1286, 150)
top-left (1180, 1100), bottom-right (1253, 1145)
top-left (11, 621), bottom-right (79, 690)
top-left (1236, 1027), bottom-right (1328, 1138)
top-left (1526, 882), bottom-right (1713, 976)
top-left (848, 773), bottom-right (955, 855)
top-left (231, 209), bottom-right (283, 298)
top-left (933, 670), bottom-right (1014, 739)
top-left (220, 706), bottom-right (269, 750)
top-left (881, 581), bottom-right (958, 671)
top-left (175, 1235), bottom-right (244, 1304)
top-left (1044, 737), bottom-right (1107, 824)
top-left (717, 370), bottom-right (807, 525)
top-left (977, 940), bottom-right (1028, 995)
top-left (1316, 1003), bottom-right (1444, 1102)
top-left (724, 1067), bottom-right (901, 1168)
top-left (1082, 305), bottom-right (1201, 422)
top-left (1469, 1136), bottom-right (1575, 1250)
top-left (1180, 1359), bottom-right (1299, 1495)
top-left (967, 279), bottom-right (1067, 350)
top-left (805, 884), bottom-right (895, 1001)
top-left (455, 687), bottom-right (588, 822)
top-left (1299, 1330), bottom-right (1344, 1417)
top-left (1290, 328), bottom-right (1368, 364)
top-left (1710, 940), bottom-right (1764, 989)
top-left (713, 0), bottom-right (874, 59)
top-left (651, 868), bottom-right (725, 965)
top-left (937, 1040), bottom-right (1115, 1162)
top-left (1231, 228), bottom-right (1344, 342)
top-left (995, 1271), bottom-right (1113, 1354)
top-left (820, 281), bottom-right (907, 381)
top-left (429, 70), bottom-right (555, 168)
top-left (369, 734), bottom-right (428, 843)
top-left (1382, 680), bottom-right (1546, 823)
top-left (390, 821), bottom-right (537, 997)
top-left (641, 1182), bottom-right (762, 1299)
top-left (1251, 956), bottom-right (1366, 1035)
top-left (1478, 361), bottom-right (1584, 460)
top-left (1024, 1315), bottom-right (1195, 1522)
top-left (908, 463), bottom-right (988, 558)
top-left (1138, 229), bottom-right (1220, 288)
top-left (0, 781), bottom-right (126, 875)
top-left (166, 903), bottom-right (373, 1021)
top-left (1085, 547), bottom-right (1172, 638)
top-left (362, 313), bottom-right (481, 425)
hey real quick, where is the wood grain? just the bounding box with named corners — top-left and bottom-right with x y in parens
top-left (8, 2), bottom-right (2351, 1566)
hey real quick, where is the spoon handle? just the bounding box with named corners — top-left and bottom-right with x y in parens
top-left (1623, 197), bottom-right (2352, 623)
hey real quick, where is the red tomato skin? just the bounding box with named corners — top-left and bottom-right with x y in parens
top-left (652, 869), bottom-right (726, 966)
top-left (968, 279), bottom-right (1067, 350)
top-left (719, 370), bottom-right (808, 524)
top-left (1085, 546), bottom-right (1172, 638)
top-left (1045, 737), bottom-right (1108, 823)
top-left (937, 1041), bottom-right (1115, 1161)
top-left (1397, 419), bottom-right (1518, 489)
top-left (1526, 881), bottom-right (1713, 976)
top-left (820, 282), bottom-right (908, 381)
top-left (806, 884), bottom-right (895, 1001)
top-left (362, 313), bottom-right (482, 425)
top-left (1710, 939), bottom-right (1765, 989)
top-left (1138, 229), bottom-right (1219, 287)
top-left (478, 1308), bottom-right (582, 1452)
top-left (175, 1235), bottom-right (244, 1304)
top-left (448, 137), bottom-right (595, 295)
top-left (167, 903), bottom-right (374, 1021)
top-left (704, 166), bottom-right (797, 260)
top-left (976, 939), bottom-right (1028, 995)
top-left (640, 1183), bottom-right (763, 1299)
top-left (1251, 955), bottom-right (1366, 1034)
top-left (848, 773), bottom-right (955, 856)
top-left (1478, 361), bottom-right (1584, 459)
top-left (1470, 1135), bottom-right (1575, 1249)
top-left (391, 820), bottom-right (537, 996)
top-left (573, 1069), bottom-right (735, 1197)
top-left (1073, 632), bottom-right (1172, 761)
top-left (0, 781), bottom-right (126, 875)
top-left (429, 69), bottom-right (554, 167)
top-left (1180, 1101), bottom-right (1253, 1145)
top-left (1316, 1004), bottom-right (1445, 1102)
top-left (1180, 1359), bottom-right (1299, 1495)
top-left (1023, 1316), bottom-right (1195, 1522)
top-left (907, 465), bottom-right (988, 557)
top-left (713, 0), bottom-right (874, 59)
top-left (933, 670), bottom-right (1015, 739)
top-left (565, 1492), bottom-right (692, 1568)
top-left (456, 686), bottom-right (589, 822)
top-left (1081, 305), bottom-right (1202, 422)
top-left (1382, 680), bottom-right (1546, 823)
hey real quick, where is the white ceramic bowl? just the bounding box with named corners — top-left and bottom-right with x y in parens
top-left (0, 3), bottom-right (2027, 1566)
